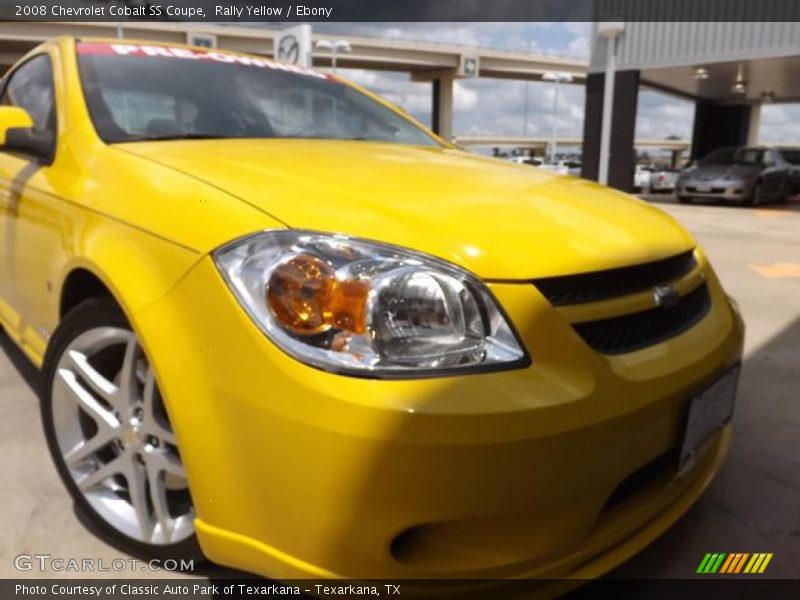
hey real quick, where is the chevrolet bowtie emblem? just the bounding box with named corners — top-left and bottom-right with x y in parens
top-left (653, 284), bottom-right (680, 308)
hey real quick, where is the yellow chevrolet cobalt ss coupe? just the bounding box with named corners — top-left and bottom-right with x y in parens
top-left (0, 37), bottom-right (743, 584)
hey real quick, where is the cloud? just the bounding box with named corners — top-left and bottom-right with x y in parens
top-left (759, 105), bottom-right (800, 143)
top-left (338, 68), bottom-right (432, 120)
top-left (338, 68), bottom-right (586, 141)
top-left (561, 22), bottom-right (591, 57)
top-left (453, 81), bottom-right (479, 111)
top-left (313, 23), bottom-right (594, 146)
top-left (373, 24), bottom-right (483, 46)
top-left (567, 33), bottom-right (590, 56)
top-left (454, 77), bottom-right (585, 138)
top-left (315, 22), bottom-right (574, 54)
top-left (315, 23), bottom-right (800, 151)
top-left (635, 90), bottom-right (694, 140)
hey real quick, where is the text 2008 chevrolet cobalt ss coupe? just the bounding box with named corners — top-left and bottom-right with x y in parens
top-left (0, 38), bottom-right (743, 582)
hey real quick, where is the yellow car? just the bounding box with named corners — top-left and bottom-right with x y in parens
top-left (0, 37), bottom-right (743, 585)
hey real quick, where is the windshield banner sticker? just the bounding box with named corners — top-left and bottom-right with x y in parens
top-left (77, 42), bottom-right (328, 79)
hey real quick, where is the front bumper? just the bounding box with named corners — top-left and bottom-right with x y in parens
top-left (678, 181), bottom-right (752, 200)
top-left (134, 253), bottom-right (744, 581)
top-left (651, 179), bottom-right (676, 192)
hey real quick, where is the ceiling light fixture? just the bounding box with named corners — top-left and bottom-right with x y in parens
top-left (693, 67), bottom-right (709, 79)
top-left (732, 64), bottom-right (747, 94)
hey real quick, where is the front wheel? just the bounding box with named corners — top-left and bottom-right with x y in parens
top-left (776, 178), bottom-right (791, 203)
top-left (746, 181), bottom-right (764, 206)
top-left (40, 298), bottom-right (202, 561)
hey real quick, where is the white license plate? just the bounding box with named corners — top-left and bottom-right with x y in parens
top-left (678, 366), bottom-right (739, 474)
top-left (696, 183), bottom-right (712, 192)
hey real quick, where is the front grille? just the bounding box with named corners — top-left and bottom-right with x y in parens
top-left (532, 249), bottom-right (696, 306)
top-left (573, 283), bottom-right (711, 354)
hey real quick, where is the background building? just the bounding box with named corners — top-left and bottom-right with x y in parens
top-left (583, 17), bottom-right (800, 190)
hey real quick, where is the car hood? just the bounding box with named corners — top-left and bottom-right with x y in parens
top-left (686, 164), bottom-right (761, 180)
top-left (119, 139), bottom-right (695, 279)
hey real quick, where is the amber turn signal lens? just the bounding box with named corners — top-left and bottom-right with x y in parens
top-left (267, 254), bottom-right (369, 337)
top-left (267, 254), bottom-right (334, 334)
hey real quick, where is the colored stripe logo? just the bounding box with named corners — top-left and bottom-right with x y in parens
top-left (697, 553), bottom-right (773, 574)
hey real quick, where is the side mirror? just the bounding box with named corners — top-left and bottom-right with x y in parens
top-left (0, 106), bottom-right (54, 163)
top-left (0, 106), bottom-right (33, 144)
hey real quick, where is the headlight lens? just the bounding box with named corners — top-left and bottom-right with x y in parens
top-left (214, 230), bottom-right (528, 377)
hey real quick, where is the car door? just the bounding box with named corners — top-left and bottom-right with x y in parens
top-left (0, 52), bottom-right (62, 360)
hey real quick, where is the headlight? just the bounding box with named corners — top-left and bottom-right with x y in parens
top-left (214, 230), bottom-right (528, 377)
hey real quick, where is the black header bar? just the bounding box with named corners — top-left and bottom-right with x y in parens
top-left (1, 0), bottom-right (800, 22)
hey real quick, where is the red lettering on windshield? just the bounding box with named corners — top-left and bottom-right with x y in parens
top-left (76, 42), bottom-right (329, 79)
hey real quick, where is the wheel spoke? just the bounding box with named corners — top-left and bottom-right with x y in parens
top-left (147, 467), bottom-right (172, 543)
top-left (57, 369), bottom-right (119, 431)
top-left (125, 458), bottom-right (153, 540)
top-left (142, 368), bottom-right (176, 445)
top-left (66, 350), bottom-right (119, 404)
top-left (118, 334), bottom-right (141, 409)
top-left (144, 447), bottom-right (185, 479)
top-left (63, 431), bottom-right (113, 468)
top-left (78, 452), bottom-right (127, 491)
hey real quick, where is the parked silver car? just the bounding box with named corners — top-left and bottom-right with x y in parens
top-left (676, 147), bottom-right (793, 205)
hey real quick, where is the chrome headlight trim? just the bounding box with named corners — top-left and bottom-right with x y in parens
top-left (213, 229), bottom-right (530, 379)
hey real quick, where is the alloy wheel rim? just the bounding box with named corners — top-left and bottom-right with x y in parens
top-left (51, 327), bottom-right (194, 545)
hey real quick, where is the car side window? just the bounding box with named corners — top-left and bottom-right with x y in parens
top-left (0, 54), bottom-right (57, 154)
top-left (762, 150), bottom-right (776, 167)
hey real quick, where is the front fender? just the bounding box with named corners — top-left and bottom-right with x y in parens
top-left (54, 216), bottom-right (202, 321)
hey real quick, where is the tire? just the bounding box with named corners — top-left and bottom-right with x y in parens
top-left (40, 298), bottom-right (203, 563)
top-left (745, 181), bottom-right (763, 206)
top-left (776, 179), bottom-right (790, 204)
top-left (678, 196), bottom-right (692, 204)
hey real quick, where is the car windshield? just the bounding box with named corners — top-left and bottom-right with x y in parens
top-left (700, 147), bottom-right (764, 166)
top-left (76, 43), bottom-right (439, 146)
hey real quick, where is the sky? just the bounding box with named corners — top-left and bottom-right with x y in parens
top-left (312, 22), bottom-right (800, 148)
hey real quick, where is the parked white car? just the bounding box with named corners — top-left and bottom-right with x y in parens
top-left (508, 156), bottom-right (544, 167)
top-left (633, 165), bottom-right (654, 191)
top-left (539, 162), bottom-right (569, 175)
top-left (538, 160), bottom-right (581, 176)
top-left (651, 169), bottom-right (679, 193)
